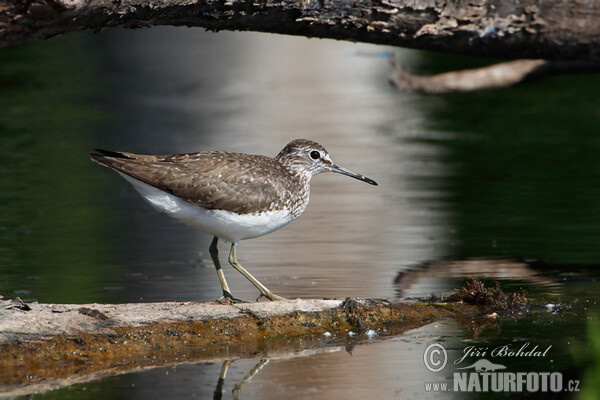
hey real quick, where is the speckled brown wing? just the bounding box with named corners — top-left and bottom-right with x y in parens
top-left (90, 150), bottom-right (292, 214)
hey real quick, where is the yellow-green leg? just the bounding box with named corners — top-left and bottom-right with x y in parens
top-left (228, 243), bottom-right (287, 301)
top-left (209, 237), bottom-right (246, 303)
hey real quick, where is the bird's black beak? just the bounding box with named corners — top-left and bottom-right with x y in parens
top-left (329, 163), bottom-right (378, 186)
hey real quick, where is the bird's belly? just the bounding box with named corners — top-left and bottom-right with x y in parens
top-left (119, 173), bottom-right (295, 243)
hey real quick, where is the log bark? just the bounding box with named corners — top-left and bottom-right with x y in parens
top-left (2, 0), bottom-right (600, 60)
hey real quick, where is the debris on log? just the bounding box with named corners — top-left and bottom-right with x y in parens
top-left (446, 278), bottom-right (529, 315)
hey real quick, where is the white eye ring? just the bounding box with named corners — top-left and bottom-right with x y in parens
top-left (310, 150), bottom-right (321, 160)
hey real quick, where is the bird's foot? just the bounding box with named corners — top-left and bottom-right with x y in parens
top-left (215, 294), bottom-right (248, 304)
top-left (256, 292), bottom-right (288, 302)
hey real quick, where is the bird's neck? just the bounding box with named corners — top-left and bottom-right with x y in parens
top-left (276, 156), bottom-right (311, 183)
top-left (276, 160), bottom-right (313, 219)
top-left (287, 179), bottom-right (311, 219)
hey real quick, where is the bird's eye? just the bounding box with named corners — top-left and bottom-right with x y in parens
top-left (310, 150), bottom-right (321, 160)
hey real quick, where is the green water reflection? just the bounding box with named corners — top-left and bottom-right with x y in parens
top-left (417, 53), bottom-right (600, 264)
top-left (0, 35), bottom-right (116, 303)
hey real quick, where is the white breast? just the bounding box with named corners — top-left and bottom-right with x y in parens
top-left (118, 173), bottom-right (296, 243)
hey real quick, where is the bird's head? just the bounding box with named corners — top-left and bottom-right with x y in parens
top-left (276, 139), bottom-right (377, 186)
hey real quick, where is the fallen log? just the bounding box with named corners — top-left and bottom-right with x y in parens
top-left (0, 297), bottom-right (487, 396)
top-left (0, 276), bottom-right (531, 397)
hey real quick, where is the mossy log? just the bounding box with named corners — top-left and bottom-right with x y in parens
top-left (0, 297), bottom-right (488, 396)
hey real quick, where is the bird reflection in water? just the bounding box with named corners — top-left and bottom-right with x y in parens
top-left (213, 359), bottom-right (269, 400)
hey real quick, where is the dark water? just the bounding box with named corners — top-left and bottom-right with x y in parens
top-left (2, 27), bottom-right (600, 398)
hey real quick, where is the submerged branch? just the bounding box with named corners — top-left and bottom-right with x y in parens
top-left (390, 59), bottom-right (600, 93)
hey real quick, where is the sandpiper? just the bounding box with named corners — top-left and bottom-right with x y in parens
top-left (90, 139), bottom-right (377, 302)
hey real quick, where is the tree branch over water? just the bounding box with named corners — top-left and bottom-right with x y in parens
top-left (2, 0), bottom-right (600, 61)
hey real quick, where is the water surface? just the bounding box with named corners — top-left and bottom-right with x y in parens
top-left (1, 27), bottom-right (600, 399)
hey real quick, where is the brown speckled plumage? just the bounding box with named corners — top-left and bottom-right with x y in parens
top-left (90, 140), bottom-right (335, 217)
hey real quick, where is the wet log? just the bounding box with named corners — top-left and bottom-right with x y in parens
top-left (0, 297), bottom-right (485, 396)
top-left (2, 0), bottom-right (600, 60)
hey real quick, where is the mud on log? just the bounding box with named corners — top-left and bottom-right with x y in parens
top-left (0, 297), bottom-right (488, 395)
top-left (2, 0), bottom-right (600, 60)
